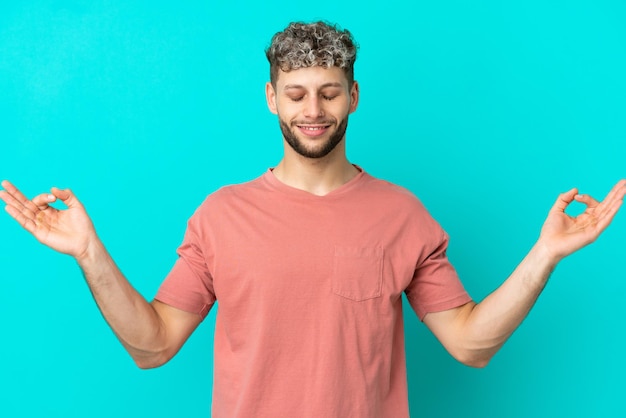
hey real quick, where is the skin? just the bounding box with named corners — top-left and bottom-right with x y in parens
top-left (1, 66), bottom-right (625, 370)
top-left (0, 181), bottom-right (201, 368)
top-left (266, 66), bottom-right (360, 196)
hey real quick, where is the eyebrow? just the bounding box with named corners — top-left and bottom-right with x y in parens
top-left (283, 82), bottom-right (344, 90)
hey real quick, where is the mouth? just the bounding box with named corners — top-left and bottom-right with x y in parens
top-left (296, 124), bottom-right (332, 138)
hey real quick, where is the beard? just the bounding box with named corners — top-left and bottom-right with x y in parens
top-left (279, 116), bottom-right (349, 159)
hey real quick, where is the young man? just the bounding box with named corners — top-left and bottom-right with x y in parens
top-left (1, 21), bottom-right (625, 418)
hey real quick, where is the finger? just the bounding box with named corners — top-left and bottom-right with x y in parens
top-left (0, 189), bottom-right (11, 205)
top-left (0, 179), bottom-right (12, 191)
top-left (3, 202), bottom-right (36, 234)
top-left (598, 179), bottom-right (626, 207)
top-left (32, 193), bottom-right (57, 210)
top-left (0, 180), bottom-right (40, 215)
top-left (596, 181), bottom-right (626, 225)
top-left (51, 187), bottom-right (82, 209)
top-left (1, 184), bottom-right (38, 232)
top-left (0, 186), bottom-right (37, 220)
top-left (551, 188), bottom-right (578, 213)
top-left (590, 196), bottom-right (623, 234)
top-left (577, 182), bottom-right (626, 235)
top-left (574, 193), bottom-right (599, 208)
top-left (576, 180), bottom-right (626, 217)
top-left (607, 179), bottom-right (626, 205)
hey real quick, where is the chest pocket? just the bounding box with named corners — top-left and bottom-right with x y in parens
top-left (332, 246), bottom-right (383, 301)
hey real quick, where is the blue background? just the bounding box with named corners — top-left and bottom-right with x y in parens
top-left (1, 1), bottom-right (624, 417)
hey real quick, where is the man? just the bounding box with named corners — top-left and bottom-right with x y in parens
top-left (1, 21), bottom-right (624, 417)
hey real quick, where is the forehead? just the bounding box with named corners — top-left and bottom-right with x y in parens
top-left (276, 66), bottom-right (349, 90)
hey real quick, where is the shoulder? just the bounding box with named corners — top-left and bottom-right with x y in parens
top-left (199, 175), bottom-right (266, 208)
top-left (360, 172), bottom-right (428, 210)
top-left (182, 174), bottom-right (269, 229)
top-left (358, 172), bottom-right (446, 236)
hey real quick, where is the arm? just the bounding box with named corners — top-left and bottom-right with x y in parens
top-left (0, 180), bottom-right (200, 368)
top-left (423, 180), bottom-right (626, 368)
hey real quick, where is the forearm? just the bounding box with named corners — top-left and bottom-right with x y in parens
top-left (0, 182), bottom-right (202, 367)
top-left (426, 182), bottom-right (624, 367)
top-left (76, 238), bottom-right (168, 367)
top-left (457, 242), bottom-right (558, 365)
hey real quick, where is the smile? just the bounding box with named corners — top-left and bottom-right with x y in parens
top-left (296, 125), bottom-right (331, 137)
top-left (297, 125), bottom-right (330, 130)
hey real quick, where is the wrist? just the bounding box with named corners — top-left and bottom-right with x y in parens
top-left (75, 235), bottom-right (106, 267)
top-left (530, 239), bottom-right (561, 272)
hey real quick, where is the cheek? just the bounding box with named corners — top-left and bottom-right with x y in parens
top-left (276, 104), bottom-right (300, 120)
top-left (275, 110), bottom-right (295, 128)
top-left (336, 104), bottom-right (353, 119)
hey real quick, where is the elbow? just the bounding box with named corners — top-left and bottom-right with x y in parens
top-left (128, 347), bottom-right (172, 370)
top-left (136, 362), bottom-right (161, 370)
top-left (133, 353), bottom-right (168, 370)
top-left (459, 355), bottom-right (491, 369)
top-left (447, 333), bottom-right (503, 368)
top-left (121, 334), bottom-right (175, 370)
top-left (451, 348), bottom-right (496, 369)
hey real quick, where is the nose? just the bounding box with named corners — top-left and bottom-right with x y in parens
top-left (303, 96), bottom-right (323, 119)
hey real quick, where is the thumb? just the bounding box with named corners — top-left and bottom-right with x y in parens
top-left (50, 187), bottom-right (82, 209)
top-left (551, 188), bottom-right (578, 213)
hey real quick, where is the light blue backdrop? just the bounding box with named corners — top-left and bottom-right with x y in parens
top-left (1, 1), bottom-right (624, 417)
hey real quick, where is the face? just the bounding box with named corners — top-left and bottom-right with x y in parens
top-left (266, 66), bottom-right (359, 159)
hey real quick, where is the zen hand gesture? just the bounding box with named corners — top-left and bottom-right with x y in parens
top-left (0, 180), bottom-right (97, 260)
top-left (539, 180), bottom-right (626, 261)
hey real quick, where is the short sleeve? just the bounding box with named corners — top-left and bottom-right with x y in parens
top-left (155, 213), bottom-right (216, 319)
top-left (405, 230), bottom-right (472, 321)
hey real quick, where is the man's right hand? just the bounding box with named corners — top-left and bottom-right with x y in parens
top-left (0, 180), bottom-right (98, 260)
top-left (1, 179), bottom-right (201, 368)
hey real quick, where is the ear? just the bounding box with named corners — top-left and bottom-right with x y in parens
top-left (266, 82), bottom-right (278, 114)
top-left (349, 81), bottom-right (360, 114)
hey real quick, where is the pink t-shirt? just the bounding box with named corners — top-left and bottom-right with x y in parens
top-left (156, 168), bottom-right (472, 417)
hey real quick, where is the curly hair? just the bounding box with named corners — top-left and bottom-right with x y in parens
top-left (265, 21), bottom-right (358, 87)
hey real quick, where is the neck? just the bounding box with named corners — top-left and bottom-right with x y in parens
top-left (273, 141), bottom-right (359, 196)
